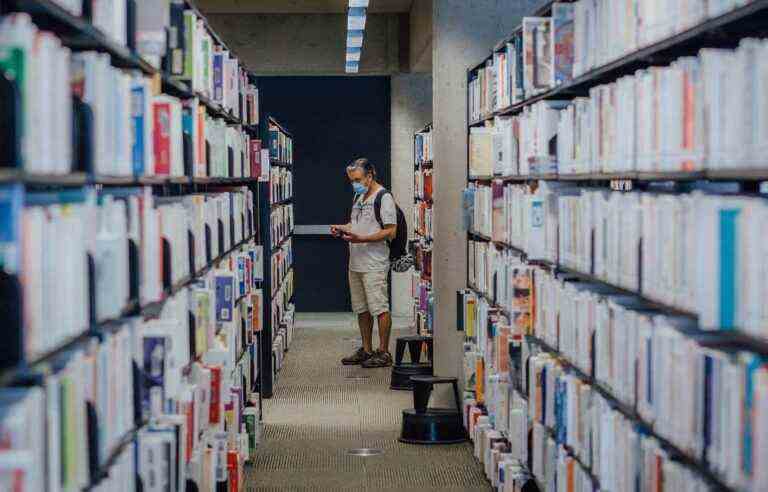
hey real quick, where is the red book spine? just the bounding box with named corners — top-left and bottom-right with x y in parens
top-left (227, 451), bottom-right (239, 492)
top-left (184, 400), bottom-right (194, 463)
top-left (209, 366), bottom-right (222, 424)
top-left (153, 102), bottom-right (171, 175)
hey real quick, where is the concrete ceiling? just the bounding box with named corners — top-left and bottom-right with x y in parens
top-left (196, 0), bottom-right (415, 14)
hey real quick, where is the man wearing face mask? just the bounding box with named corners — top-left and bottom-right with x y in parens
top-left (331, 158), bottom-right (397, 368)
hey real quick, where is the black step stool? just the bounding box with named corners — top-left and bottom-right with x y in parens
top-left (399, 375), bottom-right (467, 445)
top-left (390, 335), bottom-right (433, 390)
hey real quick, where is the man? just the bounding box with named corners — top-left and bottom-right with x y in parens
top-left (331, 158), bottom-right (396, 368)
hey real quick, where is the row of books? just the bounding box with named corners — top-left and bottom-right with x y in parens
top-left (2, 185), bottom-right (256, 366)
top-left (468, 3), bottom-right (575, 121)
top-left (268, 123), bottom-right (293, 165)
top-left (466, 243), bottom-right (534, 334)
top-left (413, 126), bottom-right (433, 335)
top-left (414, 167), bottom-right (433, 202)
top-left (143, 2), bottom-right (260, 124)
top-left (464, 181), bottom-right (559, 261)
top-left (414, 127), bottom-right (433, 164)
top-left (270, 272), bottom-right (295, 347)
top-left (412, 236), bottom-right (434, 335)
top-left (1, 13), bottom-right (262, 178)
top-left (270, 167), bottom-right (293, 204)
top-left (458, 287), bottom-right (738, 491)
top-left (271, 303), bottom-right (296, 379)
top-left (466, 178), bottom-right (768, 338)
top-left (526, 352), bottom-right (714, 492)
top-left (470, 0), bottom-right (762, 122)
top-left (469, 100), bottom-right (566, 178)
top-left (413, 200), bottom-right (433, 240)
top-left (558, 39), bottom-right (768, 175)
top-left (270, 203), bottom-right (294, 250)
top-left (412, 273), bottom-right (434, 336)
top-left (473, 42), bottom-right (768, 178)
top-left (0, 247), bottom-right (265, 491)
top-left (270, 239), bottom-right (293, 299)
top-left (571, 0), bottom-right (758, 79)
top-left (531, 268), bottom-right (768, 490)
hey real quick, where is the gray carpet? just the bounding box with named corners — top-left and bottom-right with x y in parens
top-left (245, 316), bottom-right (491, 491)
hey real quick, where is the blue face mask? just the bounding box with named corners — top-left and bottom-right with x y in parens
top-left (352, 182), bottom-right (368, 194)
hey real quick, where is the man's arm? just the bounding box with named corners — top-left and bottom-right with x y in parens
top-left (342, 224), bottom-right (396, 243)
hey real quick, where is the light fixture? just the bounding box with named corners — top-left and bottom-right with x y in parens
top-left (346, 29), bottom-right (364, 48)
top-left (346, 47), bottom-right (361, 62)
top-left (347, 7), bottom-right (366, 30)
top-left (345, 1), bottom-right (367, 73)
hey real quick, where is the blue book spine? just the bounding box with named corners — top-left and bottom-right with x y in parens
top-left (215, 274), bottom-right (234, 322)
top-left (131, 86), bottom-right (145, 177)
top-left (213, 54), bottom-right (224, 103)
top-left (270, 128), bottom-right (279, 161)
top-left (182, 107), bottom-right (193, 138)
top-left (237, 256), bottom-right (246, 296)
top-left (0, 184), bottom-right (23, 274)
top-left (718, 209), bottom-right (740, 330)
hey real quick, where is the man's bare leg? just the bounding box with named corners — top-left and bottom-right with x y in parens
top-left (377, 311), bottom-right (391, 353)
top-left (358, 312), bottom-right (374, 353)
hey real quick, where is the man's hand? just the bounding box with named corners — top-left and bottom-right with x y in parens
top-left (331, 224), bottom-right (351, 237)
top-left (341, 231), bottom-right (366, 243)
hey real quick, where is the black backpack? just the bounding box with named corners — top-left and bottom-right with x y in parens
top-left (354, 189), bottom-right (413, 272)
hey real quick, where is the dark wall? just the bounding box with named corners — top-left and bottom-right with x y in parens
top-left (258, 76), bottom-right (391, 312)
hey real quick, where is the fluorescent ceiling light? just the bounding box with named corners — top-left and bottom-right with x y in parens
top-left (345, 61), bottom-right (359, 73)
top-left (347, 30), bottom-right (364, 48)
top-left (347, 7), bottom-right (366, 30)
top-left (346, 47), bottom-right (361, 61)
top-left (349, 0), bottom-right (369, 7)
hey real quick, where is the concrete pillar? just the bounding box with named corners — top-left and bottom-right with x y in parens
top-left (431, 0), bottom-right (539, 399)
top-left (390, 73), bottom-right (433, 318)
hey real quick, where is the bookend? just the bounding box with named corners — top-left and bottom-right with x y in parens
top-left (217, 220), bottom-right (225, 257)
top-left (0, 74), bottom-right (21, 169)
top-left (205, 141), bottom-right (211, 176)
top-left (87, 253), bottom-right (97, 324)
top-left (228, 147), bottom-right (234, 177)
top-left (205, 224), bottom-right (212, 264)
top-left (188, 310), bottom-right (196, 359)
top-left (161, 237), bottom-right (172, 291)
top-left (126, 0), bottom-right (137, 51)
top-left (128, 238), bottom-right (140, 303)
top-left (87, 401), bottom-right (99, 478)
top-left (188, 230), bottom-right (195, 275)
top-left (229, 216), bottom-right (235, 249)
top-left (0, 272), bottom-right (22, 369)
top-left (183, 132), bottom-right (194, 178)
top-left (72, 96), bottom-right (94, 173)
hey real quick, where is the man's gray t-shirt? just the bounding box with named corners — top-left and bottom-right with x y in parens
top-left (349, 188), bottom-right (396, 272)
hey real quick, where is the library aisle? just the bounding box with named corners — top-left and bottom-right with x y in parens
top-left (246, 314), bottom-right (489, 492)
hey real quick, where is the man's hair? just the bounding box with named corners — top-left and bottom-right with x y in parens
top-left (347, 157), bottom-right (377, 179)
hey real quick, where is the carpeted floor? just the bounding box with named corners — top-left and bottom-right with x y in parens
top-left (245, 313), bottom-right (491, 491)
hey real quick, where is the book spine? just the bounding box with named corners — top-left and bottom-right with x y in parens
top-left (152, 102), bottom-right (171, 175)
top-left (131, 86), bottom-right (145, 176)
top-left (213, 53), bottom-right (224, 103)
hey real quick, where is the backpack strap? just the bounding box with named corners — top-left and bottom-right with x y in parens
top-left (373, 188), bottom-right (390, 230)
